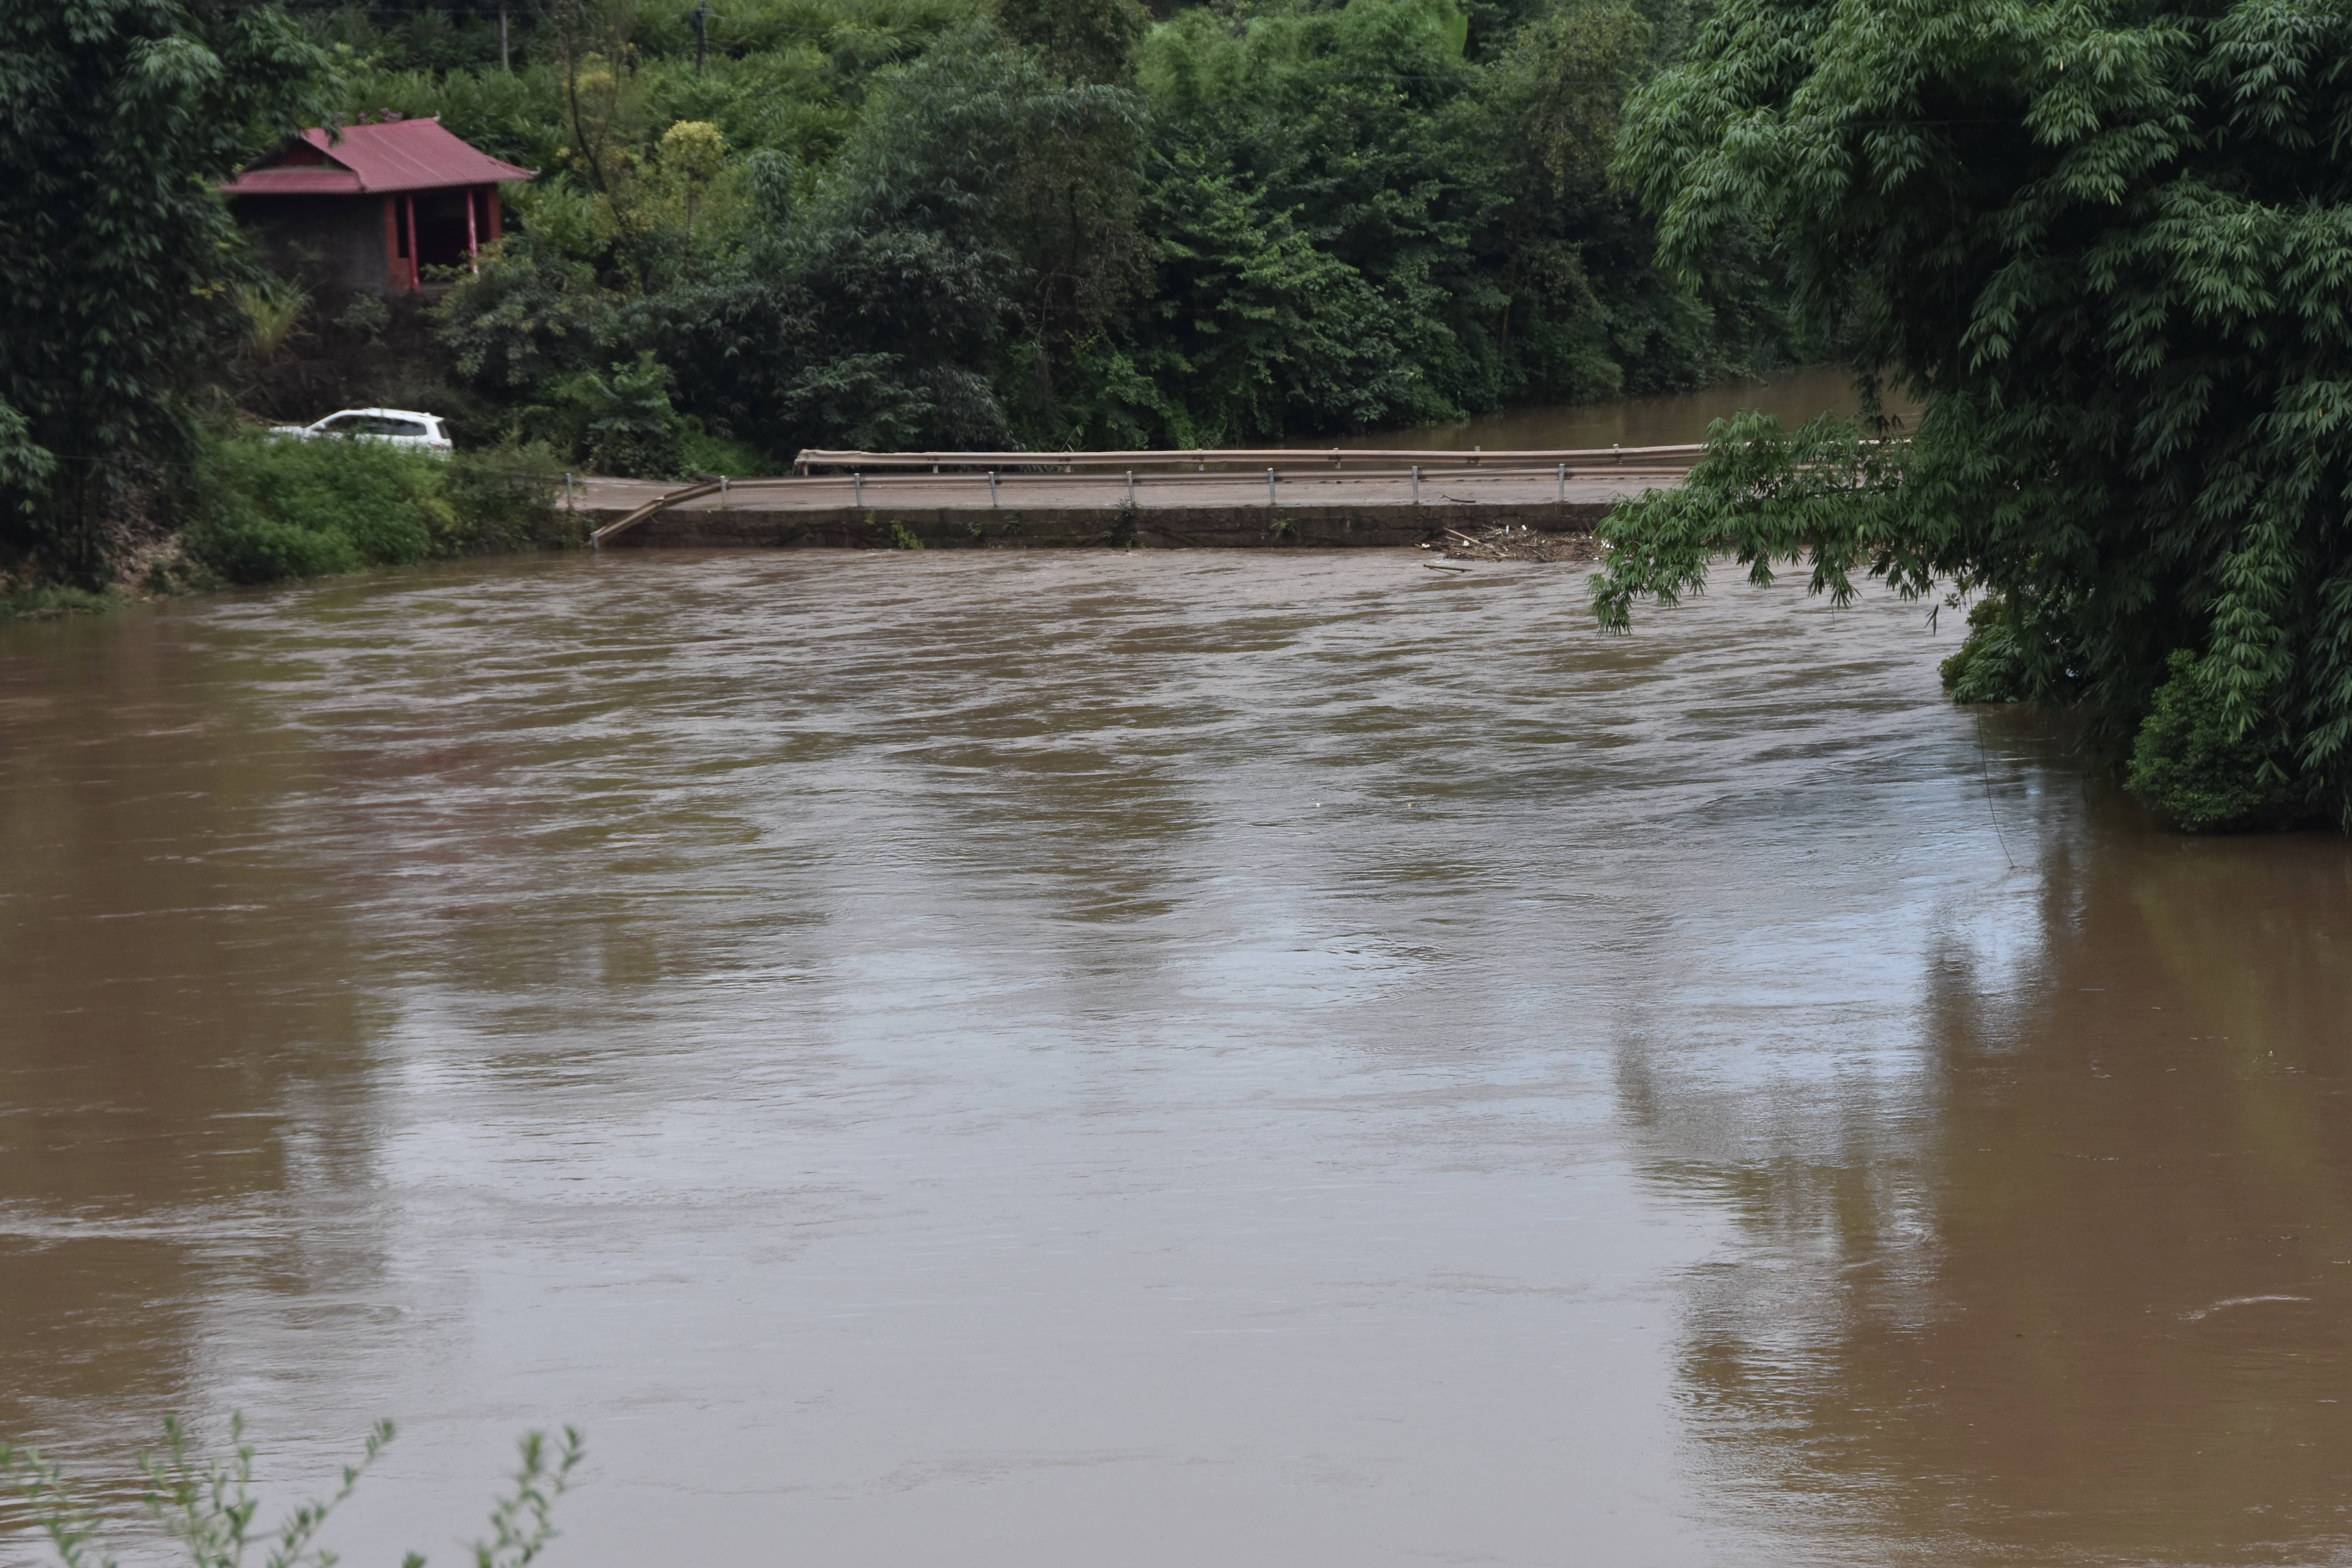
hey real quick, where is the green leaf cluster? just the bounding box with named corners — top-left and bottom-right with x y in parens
top-left (535, 350), bottom-right (693, 477)
top-left (1938, 594), bottom-right (2046, 705)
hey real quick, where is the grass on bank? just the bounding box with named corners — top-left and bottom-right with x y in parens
top-left (0, 583), bottom-right (118, 622)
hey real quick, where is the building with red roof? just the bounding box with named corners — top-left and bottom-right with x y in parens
top-left (223, 117), bottom-right (536, 297)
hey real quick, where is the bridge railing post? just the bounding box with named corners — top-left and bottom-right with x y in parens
top-left (1127, 470), bottom-right (1136, 504)
top-left (1412, 465), bottom-right (1420, 506)
top-left (1267, 468), bottom-right (1277, 507)
top-left (853, 470), bottom-right (863, 507)
top-left (989, 470), bottom-right (999, 507)
top-left (1557, 463), bottom-right (1565, 503)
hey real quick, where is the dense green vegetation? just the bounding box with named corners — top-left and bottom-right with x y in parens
top-left (0, 1), bottom-right (563, 598)
top-left (357, 0), bottom-right (1802, 464)
top-left (1592, 0), bottom-right (2352, 831)
top-left (0, 0), bottom-right (331, 582)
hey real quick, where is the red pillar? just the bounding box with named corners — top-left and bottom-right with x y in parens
top-left (403, 192), bottom-right (419, 290)
top-left (382, 195), bottom-right (399, 294)
top-left (488, 187), bottom-right (503, 242)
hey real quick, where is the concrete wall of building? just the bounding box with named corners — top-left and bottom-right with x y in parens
top-left (234, 196), bottom-right (392, 298)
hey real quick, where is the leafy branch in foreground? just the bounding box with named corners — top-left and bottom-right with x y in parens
top-left (1589, 409), bottom-right (1915, 627)
top-left (0, 1418), bottom-right (583, 1568)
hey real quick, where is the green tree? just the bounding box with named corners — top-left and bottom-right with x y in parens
top-left (1123, 0), bottom-right (1495, 441)
top-left (640, 29), bottom-right (1147, 454)
top-left (1477, 0), bottom-right (1704, 405)
top-left (1488, 0), bottom-right (1649, 198)
top-left (827, 27), bottom-right (1151, 431)
top-left (1000, 0), bottom-right (1151, 82)
top-left (1593, 0), bottom-right (2352, 830)
top-left (0, 0), bottom-right (331, 582)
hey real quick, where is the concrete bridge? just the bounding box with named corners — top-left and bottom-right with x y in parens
top-left (573, 444), bottom-right (1704, 549)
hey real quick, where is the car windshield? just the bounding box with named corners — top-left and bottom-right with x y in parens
top-left (317, 414), bottom-right (364, 432)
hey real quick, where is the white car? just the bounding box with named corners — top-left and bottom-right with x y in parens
top-left (269, 408), bottom-right (454, 456)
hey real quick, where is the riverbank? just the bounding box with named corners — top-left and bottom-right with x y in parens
top-left (0, 433), bottom-right (582, 621)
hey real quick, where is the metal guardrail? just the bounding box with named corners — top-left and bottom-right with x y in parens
top-left (790, 442), bottom-right (1705, 473)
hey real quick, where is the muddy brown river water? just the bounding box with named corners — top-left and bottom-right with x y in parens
top-left (4, 495), bottom-right (2352, 1564)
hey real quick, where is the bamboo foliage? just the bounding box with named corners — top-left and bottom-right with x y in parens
top-left (1597, 0), bottom-right (2352, 827)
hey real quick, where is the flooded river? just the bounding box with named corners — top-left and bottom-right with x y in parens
top-left (1294, 364), bottom-right (1917, 451)
top-left (4, 545), bottom-right (2350, 1567)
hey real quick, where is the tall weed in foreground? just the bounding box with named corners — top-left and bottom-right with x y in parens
top-left (0, 1416), bottom-right (583, 1568)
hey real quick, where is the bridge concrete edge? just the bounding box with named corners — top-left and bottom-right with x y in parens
top-left (582, 501), bottom-right (1617, 550)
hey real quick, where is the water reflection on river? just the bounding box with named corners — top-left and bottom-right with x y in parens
top-left (3, 549), bottom-right (2349, 1567)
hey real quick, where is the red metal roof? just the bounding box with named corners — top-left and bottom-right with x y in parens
top-left (223, 118), bottom-right (535, 197)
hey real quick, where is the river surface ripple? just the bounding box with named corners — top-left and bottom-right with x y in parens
top-left (4, 550), bottom-right (2351, 1567)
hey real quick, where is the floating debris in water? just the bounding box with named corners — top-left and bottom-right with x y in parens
top-left (1426, 524), bottom-right (1602, 563)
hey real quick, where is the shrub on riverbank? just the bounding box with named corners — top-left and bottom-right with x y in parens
top-left (1939, 595), bottom-right (2059, 707)
top-left (184, 435), bottom-right (572, 586)
top-left (440, 441), bottom-right (575, 555)
top-left (2127, 652), bottom-right (2314, 833)
top-left (187, 436), bottom-right (447, 583)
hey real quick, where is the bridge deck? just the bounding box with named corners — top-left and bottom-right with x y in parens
top-left (576, 467), bottom-right (1679, 512)
top-left (569, 458), bottom-right (1694, 549)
